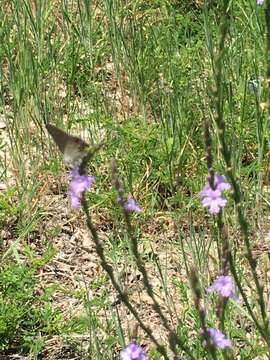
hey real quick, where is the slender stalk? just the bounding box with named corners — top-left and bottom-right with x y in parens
top-left (111, 160), bottom-right (196, 359)
top-left (190, 269), bottom-right (217, 360)
top-left (81, 197), bottom-right (169, 359)
top-left (211, 0), bottom-right (269, 342)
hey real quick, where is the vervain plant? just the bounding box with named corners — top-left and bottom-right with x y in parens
top-left (2, 0), bottom-right (270, 359)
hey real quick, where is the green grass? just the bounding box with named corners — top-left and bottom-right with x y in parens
top-left (1, 0), bottom-right (270, 358)
top-left (0, 261), bottom-right (60, 353)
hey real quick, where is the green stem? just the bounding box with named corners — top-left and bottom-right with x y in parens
top-left (123, 209), bottom-right (195, 359)
top-left (81, 197), bottom-right (169, 359)
top-left (212, 0), bottom-right (269, 342)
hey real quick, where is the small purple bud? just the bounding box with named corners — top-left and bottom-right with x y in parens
top-left (207, 328), bottom-right (232, 349)
top-left (120, 342), bottom-right (148, 360)
top-left (123, 196), bottom-right (142, 213)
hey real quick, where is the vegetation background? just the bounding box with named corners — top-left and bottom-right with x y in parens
top-left (1, 0), bottom-right (270, 359)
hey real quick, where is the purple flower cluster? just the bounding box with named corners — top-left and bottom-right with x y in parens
top-left (200, 175), bottom-right (231, 214)
top-left (124, 196), bottom-right (142, 213)
top-left (257, 0), bottom-right (264, 5)
top-left (68, 168), bottom-right (94, 208)
top-left (203, 275), bottom-right (236, 350)
top-left (208, 275), bottom-right (239, 302)
top-left (207, 328), bottom-right (232, 349)
top-left (120, 342), bottom-right (147, 360)
top-left (117, 195), bottom-right (142, 213)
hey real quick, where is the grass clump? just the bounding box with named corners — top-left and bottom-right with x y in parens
top-left (0, 262), bottom-right (60, 354)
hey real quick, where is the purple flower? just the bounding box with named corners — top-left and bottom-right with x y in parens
top-left (120, 342), bottom-right (147, 360)
top-left (199, 175), bottom-right (231, 214)
top-left (123, 196), bottom-right (142, 213)
top-left (207, 275), bottom-right (239, 302)
top-left (213, 175), bottom-right (231, 191)
top-left (200, 188), bottom-right (227, 214)
top-left (207, 328), bottom-right (232, 349)
top-left (257, 0), bottom-right (264, 5)
top-left (68, 168), bottom-right (94, 209)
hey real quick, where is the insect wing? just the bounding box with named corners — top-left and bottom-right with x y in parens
top-left (46, 124), bottom-right (89, 166)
